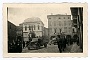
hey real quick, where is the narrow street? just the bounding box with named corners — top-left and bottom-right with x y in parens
top-left (22, 43), bottom-right (82, 53)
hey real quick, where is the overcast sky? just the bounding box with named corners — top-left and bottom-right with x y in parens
top-left (8, 4), bottom-right (71, 28)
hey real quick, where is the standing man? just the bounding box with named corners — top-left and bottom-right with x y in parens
top-left (60, 33), bottom-right (66, 52)
top-left (16, 36), bottom-right (22, 53)
top-left (23, 41), bottom-right (25, 48)
top-left (56, 35), bottom-right (62, 53)
top-left (28, 33), bottom-right (32, 47)
top-left (56, 33), bottom-right (63, 53)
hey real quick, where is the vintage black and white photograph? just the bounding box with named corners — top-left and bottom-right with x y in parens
top-left (3, 3), bottom-right (87, 57)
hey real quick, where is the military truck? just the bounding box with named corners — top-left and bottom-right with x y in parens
top-left (28, 32), bottom-right (48, 50)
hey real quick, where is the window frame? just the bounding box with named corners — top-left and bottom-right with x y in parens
top-left (38, 25), bottom-right (40, 30)
top-left (25, 26), bottom-right (27, 31)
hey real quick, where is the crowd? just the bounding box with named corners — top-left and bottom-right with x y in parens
top-left (49, 33), bottom-right (81, 53)
top-left (8, 36), bottom-right (22, 53)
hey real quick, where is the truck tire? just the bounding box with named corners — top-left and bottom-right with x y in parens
top-left (36, 46), bottom-right (39, 50)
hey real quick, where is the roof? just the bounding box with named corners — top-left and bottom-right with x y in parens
top-left (24, 17), bottom-right (42, 23)
top-left (47, 14), bottom-right (71, 17)
top-left (16, 26), bottom-right (23, 31)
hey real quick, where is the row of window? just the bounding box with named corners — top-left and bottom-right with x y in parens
top-left (48, 17), bottom-right (70, 20)
top-left (24, 25), bottom-right (40, 31)
top-left (49, 27), bottom-right (71, 33)
top-left (49, 21), bottom-right (71, 26)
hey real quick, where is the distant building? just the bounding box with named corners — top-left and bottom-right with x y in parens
top-left (20, 17), bottom-right (44, 41)
top-left (70, 7), bottom-right (83, 49)
top-left (47, 14), bottom-right (72, 37)
top-left (16, 26), bottom-right (23, 37)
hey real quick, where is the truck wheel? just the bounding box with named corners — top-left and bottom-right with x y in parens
top-left (36, 46), bottom-right (39, 50)
top-left (44, 43), bottom-right (47, 48)
top-left (28, 47), bottom-right (30, 50)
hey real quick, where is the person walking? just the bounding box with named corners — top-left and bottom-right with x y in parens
top-left (23, 41), bottom-right (25, 48)
top-left (15, 36), bottom-right (22, 53)
top-left (56, 34), bottom-right (65, 53)
top-left (73, 34), bottom-right (79, 45)
top-left (63, 35), bottom-right (67, 51)
top-left (56, 35), bottom-right (62, 52)
top-left (60, 34), bottom-right (65, 51)
top-left (66, 35), bottom-right (71, 46)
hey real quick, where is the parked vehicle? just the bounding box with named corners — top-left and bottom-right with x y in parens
top-left (28, 38), bottom-right (39, 50)
top-left (50, 35), bottom-right (57, 45)
top-left (27, 31), bottom-right (48, 50)
top-left (28, 37), bottom-right (48, 50)
top-left (38, 36), bottom-right (48, 48)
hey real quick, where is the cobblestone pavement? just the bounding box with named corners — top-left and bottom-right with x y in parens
top-left (22, 44), bottom-right (82, 53)
top-left (22, 44), bottom-right (60, 53)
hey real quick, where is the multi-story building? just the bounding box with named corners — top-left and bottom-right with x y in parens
top-left (20, 17), bottom-right (44, 42)
top-left (8, 21), bottom-right (17, 52)
top-left (70, 7), bottom-right (83, 49)
top-left (16, 26), bottom-right (23, 37)
top-left (47, 14), bottom-right (72, 37)
top-left (8, 21), bottom-right (17, 42)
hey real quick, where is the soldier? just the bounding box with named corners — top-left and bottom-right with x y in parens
top-left (73, 34), bottom-right (79, 45)
top-left (28, 33), bottom-right (32, 47)
top-left (63, 35), bottom-right (67, 51)
top-left (56, 34), bottom-right (62, 52)
top-left (15, 36), bottom-right (22, 53)
top-left (23, 41), bottom-right (25, 48)
top-left (38, 36), bottom-right (42, 48)
top-left (57, 33), bottom-right (66, 52)
top-left (60, 34), bottom-right (66, 51)
top-left (66, 35), bottom-right (71, 46)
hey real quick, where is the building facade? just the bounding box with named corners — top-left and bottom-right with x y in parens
top-left (8, 21), bottom-right (17, 42)
top-left (16, 26), bottom-right (23, 37)
top-left (44, 27), bottom-right (49, 37)
top-left (21, 17), bottom-right (44, 41)
top-left (47, 14), bottom-right (72, 37)
top-left (70, 7), bottom-right (83, 49)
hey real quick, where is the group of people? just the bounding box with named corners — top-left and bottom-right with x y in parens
top-left (55, 33), bottom-right (79, 53)
top-left (56, 33), bottom-right (66, 52)
top-left (8, 36), bottom-right (22, 53)
top-left (22, 36), bottom-right (32, 49)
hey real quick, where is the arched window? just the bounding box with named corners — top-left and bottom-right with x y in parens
top-left (34, 25), bottom-right (35, 30)
top-left (32, 25), bottom-right (33, 31)
top-left (29, 26), bottom-right (31, 30)
top-left (25, 26), bottom-right (27, 31)
top-left (38, 25), bottom-right (40, 30)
